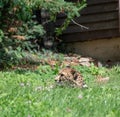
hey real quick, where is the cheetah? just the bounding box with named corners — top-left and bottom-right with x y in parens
top-left (55, 67), bottom-right (87, 88)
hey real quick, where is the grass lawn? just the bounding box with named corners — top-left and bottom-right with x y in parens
top-left (0, 65), bottom-right (120, 117)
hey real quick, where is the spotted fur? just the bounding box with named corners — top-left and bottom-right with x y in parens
top-left (55, 67), bottom-right (87, 88)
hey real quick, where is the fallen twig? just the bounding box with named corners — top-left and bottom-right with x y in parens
top-left (71, 19), bottom-right (89, 30)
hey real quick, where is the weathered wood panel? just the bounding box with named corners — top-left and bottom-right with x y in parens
top-left (57, 0), bottom-right (119, 42)
top-left (81, 2), bottom-right (118, 15)
top-left (64, 20), bottom-right (118, 33)
top-left (56, 11), bottom-right (118, 26)
top-left (119, 0), bottom-right (120, 31)
top-left (62, 29), bottom-right (120, 42)
top-left (86, 0), bottom-right (118, 5)
top-left (67, 0), bottom-right (117, 5)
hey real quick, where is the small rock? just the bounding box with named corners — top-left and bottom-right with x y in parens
top-left (79, 57), bottom-right (93, 67)
top-left (79, 57), bottom-right (91, 62)
top-left (79, 61), bottom-right (91, 67)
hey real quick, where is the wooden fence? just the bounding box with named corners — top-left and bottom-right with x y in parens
top-left (56, 0), bottom-right (120, 42)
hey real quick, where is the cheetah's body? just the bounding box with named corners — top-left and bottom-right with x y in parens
top-left (55, 67), bottom-right (86, 88)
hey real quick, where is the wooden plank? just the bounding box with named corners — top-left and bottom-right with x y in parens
top-left (67, 0), bottom-right (117, 4)
top-left (56, 12), bottom-right (118, 26)
top-left (81, 2), bottom-right (118, 15)
top-left (119, 0), bottom-right (120, 32)
top-left (86, 0), bottom-right (118, 5)
top-left (63, 20), bottom-right (119, 34)
top-left (61, 29), bottom-right (120, 42)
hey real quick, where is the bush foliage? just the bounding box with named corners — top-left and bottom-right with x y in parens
top-left (0, 0), bottom-right (86, 68)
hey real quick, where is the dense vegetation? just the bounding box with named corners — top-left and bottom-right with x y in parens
top-left (0, 0), bottom-right (86, 68)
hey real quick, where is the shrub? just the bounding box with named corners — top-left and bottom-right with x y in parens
top-left (0, 0), bottom-right (86, 68)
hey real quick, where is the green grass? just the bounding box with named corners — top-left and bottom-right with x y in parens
top-left (0, 65), bottom-right (120, 117)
